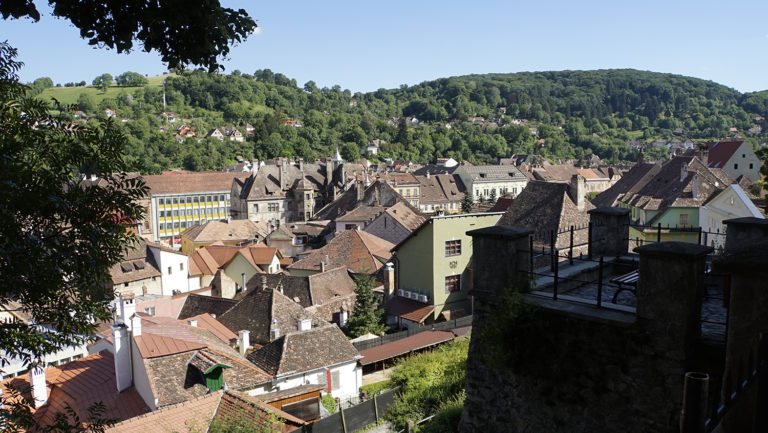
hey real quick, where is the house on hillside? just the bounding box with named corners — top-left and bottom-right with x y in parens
top-left (390, 212), bottom-right (503, 327)
top-left (220, 126), bottom-right (245, 142)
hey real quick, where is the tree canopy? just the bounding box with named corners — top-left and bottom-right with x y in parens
top-left (345, 273), bottom-right (388, 338)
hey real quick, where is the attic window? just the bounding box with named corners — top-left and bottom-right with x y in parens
top-left (479, 173), bottom-right (486, 178)
top-left (134, 261), bottom-right (145, 270)
top-left (508, 173), bottom-right (515, 177)
top-left (120, 263), bottom-right (133, 273)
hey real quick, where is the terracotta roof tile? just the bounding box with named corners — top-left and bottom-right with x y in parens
top-left (384, 296), bottom-right (435, 323)
top-left (143, 172), bottom-right (249, 195)
top-left (107, 391), bottom-right (222, 432)
top-left (706, 140), bottom-right (743, 168)
top-left (181, 313), bottom-right (238, 343)
top-left (288, 230), bottom-right (393, 274)
top-left (177, 294), bottom-right (238, 320)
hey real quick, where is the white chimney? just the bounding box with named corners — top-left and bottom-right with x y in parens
top-left (385, 262), bottom-right (395, 301)
top-left (210, 313), bottom-right (217, 319)
top-left (238, 330), bottom-right (250, 356)
top-left (112, 324), bottom-right (133, 392)
top-left (241, 273), bottom-right (247, 293)
top-left (187, 319), bottom-right (198, 327)
top-left (131, 314), bottom-right (142, 336)
top-left (339, 310), bottom-right (349, 328)
top-left (298, 318), bottom-right (312, 332)
top-left (30, 365), bottom-right (48, 408)
top-left (261, 275), bottom-right (267, 289)
top-left (270, 328), bottom-right (280, 340)
top-left (118, 294), bottom-right (136, 329)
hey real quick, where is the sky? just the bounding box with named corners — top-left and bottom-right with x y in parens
top-left (4, 0), bottom-right (768, 93)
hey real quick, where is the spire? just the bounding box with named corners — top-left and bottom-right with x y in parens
top-left (333, 145), bottom-right (343, 162)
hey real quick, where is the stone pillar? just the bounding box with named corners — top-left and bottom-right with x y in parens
top-left (723, 217), bottom-right (768, 251)
top-left (460, 225), bottom-right (531, 432)
top-left (588, 207), bottom-right (630, 258)
top-left (714, 219), bottom-right (768, 432)
top-left (634, 242), bottom-right (712, 365)
top-left (465, 226), bottom-right (533, 299)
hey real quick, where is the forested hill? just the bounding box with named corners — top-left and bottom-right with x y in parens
top-left (35, 69), bottom-right (768, 174)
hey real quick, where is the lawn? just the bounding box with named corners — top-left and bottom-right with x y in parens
top-left (38, 73), bottom-right (172, 106)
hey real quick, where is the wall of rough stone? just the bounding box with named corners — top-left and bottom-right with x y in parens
top-left (459, 225), bottom-right (719, 433)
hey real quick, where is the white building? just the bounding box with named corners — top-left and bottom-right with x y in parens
top-left (700, 183), bottom-right (764, 249)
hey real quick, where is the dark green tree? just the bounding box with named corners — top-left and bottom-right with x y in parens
top-left (460, 192), bottom-right (474, 213)
top-left (488, 188), bottom-right (497, 204)
top-left (115, 71), bottom-right (148, 87)
top-left (345, 274), bottom-right (388, 338)
top-left (32, 76), bottom-right (53, 89)
top-left (92, 73), bottom-right (113, 92)
top-left (340, 142), bottom-right (359, 162)
top-left (77, 92), bottom-right (96, 112)
top-left (1, 42), bottom-right (148, 366)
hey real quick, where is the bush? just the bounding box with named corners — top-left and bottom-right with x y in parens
top-left (321, 394), bottom-right (337, 414)
top-left (384, 336), bottom-right (469, 430)
top-left (360, 379), bottom-right (392, 397)
top-left (419, 391), bottom-right (465, 433)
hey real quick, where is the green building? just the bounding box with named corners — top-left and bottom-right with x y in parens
top-left (391, 212), bottom-right (503, 325)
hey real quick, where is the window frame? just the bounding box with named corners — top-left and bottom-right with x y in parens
top-left (444, 274), bottom-right (461, 294)
top-left (445, 239), bottom-right (462, 257)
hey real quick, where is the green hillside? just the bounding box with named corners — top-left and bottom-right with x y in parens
top-left (30, 69), bottom-right (768, 175)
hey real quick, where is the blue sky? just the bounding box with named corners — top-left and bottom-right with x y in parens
top-left (4, 0), bottom-right (768, 93)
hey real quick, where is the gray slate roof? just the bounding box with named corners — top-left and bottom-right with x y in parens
top-left (247, 325), bottom-right (359, 376)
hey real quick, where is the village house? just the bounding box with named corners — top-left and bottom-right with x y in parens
top-left (702, 139), bottom-right (762, 182)
top-left (180, 219), bottom-right (270, 254)
top-left (247, 324), bottom-right (362, 401)
top-left (700, 183), bottom-right (765, 249)
top-left (454, 164), bottom-right (528, 201)
top-left (416, 173), bottom-right (466, 215)
top-left (230, 152), bottom-right (361, 226)
top-left (287, 229), bottom-right (394, 278)
top-left (389, 212), bottom-right (503, 327)
top-left (363, 201), bottom-right (427, 245)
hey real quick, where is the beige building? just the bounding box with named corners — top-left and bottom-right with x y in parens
top-left (454, 165), bottom-right (528, 201)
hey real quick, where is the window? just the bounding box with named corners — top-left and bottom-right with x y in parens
top-left (193, 196), bottom-right (199, 204)
top-left (173, 198), bottom-right (178, 205)
top-left (167, 266), bottom-right (172, 275)
top-left (330, 370), bottom-right (340, 392)
top-left (186, 197), bottom-right (192, 204)
top-left (445, 275), bottom-right (460, 294)
top-left (173, 210), bottom-right (179, 217)
top-left (406, 189), bottom-right (410, 197)
top-left (445, 239), bottom-right (461, 256)
top-left (207, 195), bottom-right (212, 202)
top-left (180, 263), bottom-right (184, 271)
top-left (750, 163), bottom-right (754, 169)
top-left (345, 224), bottom-right (358, 230)
top-left (252, 203), bottom-right (259, 212)
top-left (124, 282), bottom-right (129, 287)
top-left (219, 195), bottom-right (225, 201)
top-left (159, 198), bottom-right (165, 205)
top-left (679, 213), bottom-right (689, 226)
top-left (734, 164), bottom-right (739, 170)
top-left (268, 203), bottom-right (279, 212)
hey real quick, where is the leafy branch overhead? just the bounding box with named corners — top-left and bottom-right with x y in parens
top-left (0, 0), bottom-right (257, 72)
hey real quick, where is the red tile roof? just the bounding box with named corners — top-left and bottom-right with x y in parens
top-left (706, 140), bottom-right (744, 169)
top-left (2, 352), bottom-right (149, 427)
top-left (180, 313), bottom-right (238, 343)
top-left (143, 172), bottom-right (250, 195)
top-left (358, 330), bottom-right (455, 366)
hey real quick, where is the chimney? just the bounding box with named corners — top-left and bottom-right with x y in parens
top-left (569, 174), bottom-right (586, 212)
top-left (356, 180), bottom-right (364, 201)
top-left (30, 365), bottom-right (48, 408)
top-left (131, 314), bottom-right (142, 336)
top-left (298, 318), bottom-right (312, 332)
top-left (112, 323), bottom-right (133, 392)
top-left (270, 327), bottom-right (280, 340)
top-left (187, 319), bottom-right (198, 327)
top-left (385, 262), bottom-right (395, 301)
top-left (261, 275), bottom-right (267, 289)
top-left (241, 273), bottom-right (247, 293)
top-left (339, 309), bottom-right (349, 328)
top-left (238, 330), bottom-right (250, 356)
top-left (118, 294), bottom-right (136, 330)
top-left (320, 261), bottom-right (326, 273)
top-left (210, 313), bottom-right (216, 319)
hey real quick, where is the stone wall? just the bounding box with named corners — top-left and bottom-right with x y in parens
top-left (459, 224), bottom-right (716, 432)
